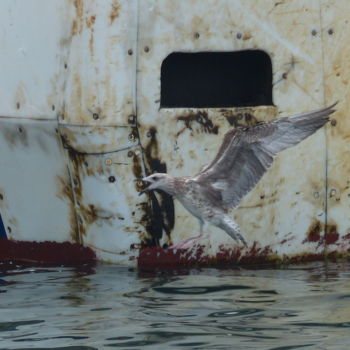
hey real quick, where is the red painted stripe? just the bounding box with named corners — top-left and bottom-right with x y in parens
top-left (138, 243), bottom-right (275, 269)
top-left (137, 244), bottom-right (335, 269)
top-left (0, 238), bottom-right (96, 264)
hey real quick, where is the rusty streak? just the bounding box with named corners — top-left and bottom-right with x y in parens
top-left (177, 111), bottom-right (219, 135)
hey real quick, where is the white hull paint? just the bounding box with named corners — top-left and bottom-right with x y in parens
top-left (0, 0), bottom-right (349, 265)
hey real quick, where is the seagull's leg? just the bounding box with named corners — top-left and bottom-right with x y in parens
top-left (169, 219), bottom-right (209, 250)
top-left (216, 215), bottom-right (248, 247)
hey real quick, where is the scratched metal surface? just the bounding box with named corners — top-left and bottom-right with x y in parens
top-left (0, 0), bottom-right (349, 264)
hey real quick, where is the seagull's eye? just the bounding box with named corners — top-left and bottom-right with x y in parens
top-left (153, 176), bottom-right (159, 181)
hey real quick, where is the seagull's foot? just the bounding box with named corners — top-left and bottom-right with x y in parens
top-left (169, 234), bottom-right (209, 250)
top-left (237, 233), bottom-right (248, 248)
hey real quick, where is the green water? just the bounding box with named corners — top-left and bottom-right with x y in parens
top-left (0, 262), bottom-right (350, 349)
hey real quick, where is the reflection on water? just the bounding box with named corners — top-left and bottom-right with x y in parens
top-left (0, 261), bottom-right (350, 349)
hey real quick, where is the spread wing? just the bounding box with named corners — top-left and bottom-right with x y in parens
top-left (194, 103), bottom-right (337, 209)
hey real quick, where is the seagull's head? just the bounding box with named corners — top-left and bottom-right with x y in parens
top-left (136, 173), bottom-right (174, 195)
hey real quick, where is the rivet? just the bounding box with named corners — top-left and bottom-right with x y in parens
top-left (128, 133), bottom-right (136, 141)
top-left (7, 226), bottom-right (11, 233)
top-left (64, 63), bottom-right (68, 69)
top-left (314, 192), bottom-right (320, 199)
top-left (328, 28), bottom-right (334, 35)
top-left (134, 149), bottom-right (140, 156)
top-left (18, 127), bottom-right (23, 133)
top-left (282, 72), bottom-right (288, 79)
top-left (146, 131), bottom-right (152, 138)
top-left (73, 178), bottom-right (79, 186)
top-left (330, 189), bottom-right (336, 197)
top-left (105, 158), bottom-right (112, 166)
top-left (194, 32), bottom-right (200, 39)
top-left (331, 119), bottom-right (337, 126)
top-left (127, 151), bottom-right (134, 158)
top-left (108, 175), bottom-right (116, 183)
top-left (128, 49), bottom-right (133, 55)
top-left (144, 46), bottom-right (150, 53)
top-left (128, 115), bottom-right (136, 124)
top-left (92, 113), bottom-right (99, 120)
top-left (16, 102), bottom-right (20, 109)
top-left (311, 29), bottom-right (317, 36)
top-left (236, 32), bottom-right (242, 39)
top-left (52, 105), bottom-right (55, 111)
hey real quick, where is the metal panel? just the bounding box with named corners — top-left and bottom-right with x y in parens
top-left (0, 0), bottom-right (71, 119)
top-left (62, 0), bottom-right (138, 126)
top-left (0, 117), bottom-right (74, 242)
top-left (62, 145), bottom-right (147, 264)
top-left (321, 0), bottom-right (350, 254)
top-left (0, 0), bottom-right (138, 126)
top-left (137, 0), bottom-right (327, 260)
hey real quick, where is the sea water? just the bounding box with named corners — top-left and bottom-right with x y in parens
top-left (1, 261), bottom-right (350, 349)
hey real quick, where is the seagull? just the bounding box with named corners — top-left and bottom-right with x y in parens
top-left (138, 103), bottom-right (336, 249)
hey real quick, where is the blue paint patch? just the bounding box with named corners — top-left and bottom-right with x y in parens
top-left (0, 214), bottom-right (6, 238)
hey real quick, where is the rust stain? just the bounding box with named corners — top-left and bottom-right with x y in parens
top-left (177, 111), bottom-right (219, 136)
top-left (71, 0), bottom-right (84, 36)
top-left (86, 15), bottom-right (96, 56)
top-left (220, 110), bottom-right (259, 127)
top-left (0, 125), bottom-right (29, 149)
top-left (85, 15), bottom-right (96, 29)
top-left (79, 204), bottom-right (117, 226)
top-left (55, 174), bottom-right (80, 243)
top-left (131, 126), bottom-right (175, 247)
top-left (243, 32), bottom-right (252, 41)
top-left (325, 224), bottom-right (339, 245)
top-left (65, 148), bottom-right (86, 239)
top-left (69, 72), bottom-right (83, 123)
top-left (143, 127), bottom-right (175, 243)
top-left (110, 0), bottom-right (120, 24)
top-left (303, 220), bottom-right (322, 243)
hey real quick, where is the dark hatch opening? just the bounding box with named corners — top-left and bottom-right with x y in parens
top-left (160, 50), bottom-right (273, 108)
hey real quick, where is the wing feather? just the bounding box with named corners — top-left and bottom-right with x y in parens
top-left (194, 103), bottom-right (337, 209)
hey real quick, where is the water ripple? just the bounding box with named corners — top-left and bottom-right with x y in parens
top-left (0, 262), bottom-right (349, 349)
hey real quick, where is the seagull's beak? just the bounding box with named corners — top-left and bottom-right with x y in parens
top-left (134, 177), bottom-right (152, 196)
